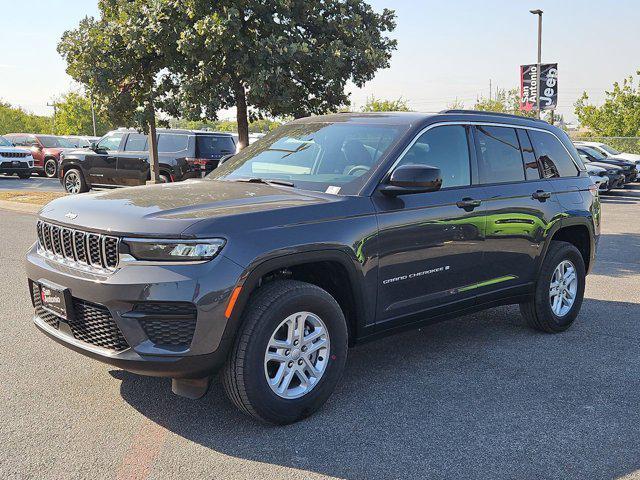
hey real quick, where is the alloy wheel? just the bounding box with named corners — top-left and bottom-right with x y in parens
top-left (44, 159), bottom-right (57, 178)
top-left (264, 311), bottom-right (330, 399)
top-left (65, 172), bottom-right (81, 194)
top-left (549, 260), bottom-right (578, 317)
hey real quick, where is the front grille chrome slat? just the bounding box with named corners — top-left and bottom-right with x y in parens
top-left (36, 221), bottom-right (119, 273)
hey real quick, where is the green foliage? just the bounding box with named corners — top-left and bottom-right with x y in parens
top-left (0, 101), bottom-right (51, 135)
top-left (169, 118), bottom-right (282, 133)
top-left (575, 72), bottom-right (640, 136)
top-left (172, 1), bottom-right (397, 145)
top-left (361, 96), bottom-right (410, 112)
top-left (52, 91), bottom-right (113, 136)
top-left (474, 88), bottom-right (537, 118)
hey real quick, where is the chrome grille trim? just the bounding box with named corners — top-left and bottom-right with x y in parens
top-left (36, 220), bottom-right (119, 273)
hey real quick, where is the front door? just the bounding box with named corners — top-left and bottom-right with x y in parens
top-left (373, 124), bottom-right (487, 327)
top-left (472, 126), bottom-right (559, 295)
top-left (86, 132), bottom-right (124, 185)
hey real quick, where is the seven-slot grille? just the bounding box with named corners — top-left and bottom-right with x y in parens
top-left (0, 152), bottom-right (29, 158)
top-left (36, 220), bottom-right (119, 272)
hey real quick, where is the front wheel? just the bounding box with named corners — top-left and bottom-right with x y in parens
top-left (63, 168), bottom-right (89, 194)
top-left (520, 241), bottom-right (586, 333)
top-left (44, 158), bottom-right (58, 178)
top-left (222, 280), bottom-right (348, 424)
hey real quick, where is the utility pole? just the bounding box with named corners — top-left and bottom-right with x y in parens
top-left (46, 102), bottom-right (58, 134)
top-left (530, 9), bottom-right (543, 119)
top-left (89, 95), bottom-right (97, 137)
top-left (489, 79), bottom-right (492, 102)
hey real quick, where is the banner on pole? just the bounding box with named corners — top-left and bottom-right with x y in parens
top-left (520, 63), bottom-right (558, 111)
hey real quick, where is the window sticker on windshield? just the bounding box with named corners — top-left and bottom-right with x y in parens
top-left (325, 186), bottom-right (341, 195)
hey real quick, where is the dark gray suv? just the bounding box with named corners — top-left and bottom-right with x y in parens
top-left (26, 111), bottom-right (599, 424)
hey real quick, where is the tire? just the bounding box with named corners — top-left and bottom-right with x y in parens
top-left (222, 280), bottom-right (348, 425)
top-left (520, 241), bottom-right (586, 333)
top-left (159, 173), bottom-right (171, 183)
top-left (63, 168), bottom-right (89, 194)
top-left (17, 172), bottom-right (31, 179)
top-left (44, 158), bottom-right (58, 178)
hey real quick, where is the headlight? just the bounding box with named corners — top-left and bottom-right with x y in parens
top-left (123, 238), bottom-right (225, 262)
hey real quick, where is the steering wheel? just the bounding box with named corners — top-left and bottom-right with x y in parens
top-left (345, 165), bottom-right (371, 176)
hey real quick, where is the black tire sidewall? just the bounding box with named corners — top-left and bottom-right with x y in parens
top-left (44, 159), bottom-right (57, 178)
top-left (63, 169), bottom-right (86, 194)
top-left (535, 243), bottom-right (586, 331)
top-left (242, 288), bottom-right (348, 424)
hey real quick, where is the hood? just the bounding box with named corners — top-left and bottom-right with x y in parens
top-left (39, 179), bottom-right (340, 237)
top-left (589, 161), bottom-right (622, 172)
top-left (611, 153), bottom-right (640, 163)
top-left (585, 164), bottom-right (606, 174)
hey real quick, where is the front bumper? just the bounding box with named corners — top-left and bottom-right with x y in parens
top-left (0, 159), bottom-right (33, 174)
top-left (26, 244), bottom-right (244, 378)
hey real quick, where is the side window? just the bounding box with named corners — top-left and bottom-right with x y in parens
top-left (24, 135), bottom-right (39, 147)
top-left (528, 130), bottom-right (579, 178)
top-left (475, 126), bottom-right (525, 184)
top-left (97, 132), bottom-right (124, 151)
top-left (124, 133), bottom-right (148, 152)
top-left (158, 134), bottom-right (189, 153)
top-left (517, 129), bottom-right (541, 180)
top-left (395, 125), bottom-right (471, 188)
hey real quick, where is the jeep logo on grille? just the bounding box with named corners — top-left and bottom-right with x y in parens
top-left (65, 212), bottom-right (78, 220)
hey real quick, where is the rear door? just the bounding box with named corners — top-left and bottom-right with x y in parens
top-left (473, 125), bottom-right (560, 293)
top-left (116, 133), bottom-right (149, 186)
top-left (373, 124), bottom-right (487, 327)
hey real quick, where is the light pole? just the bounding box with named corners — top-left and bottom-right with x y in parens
top-left (530, 9), bottom-right (543, 119)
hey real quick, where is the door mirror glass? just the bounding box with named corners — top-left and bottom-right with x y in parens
top-left (381, 164), bottom-right (442, 196)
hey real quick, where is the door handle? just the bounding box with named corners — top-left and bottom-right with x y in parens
top-left (532, 190), bottom-right (552, 201)
top-left (456, 198), bottom-right (482, 211)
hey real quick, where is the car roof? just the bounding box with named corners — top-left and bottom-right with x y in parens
top-left (114, 128), bottom-right (234, 136)
top-left (289, 110), bottom-right (550, 129)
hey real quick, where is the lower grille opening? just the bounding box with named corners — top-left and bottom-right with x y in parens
top-left (133, 302), bottom-right (197, 348)
top-left (32, 284), bottom-right (129, 352)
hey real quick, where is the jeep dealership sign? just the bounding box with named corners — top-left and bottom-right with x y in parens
top-left (520, 63), bottom-right (558, 112)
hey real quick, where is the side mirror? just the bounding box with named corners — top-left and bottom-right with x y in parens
top-left (380, 164), bottom-right (442, 196)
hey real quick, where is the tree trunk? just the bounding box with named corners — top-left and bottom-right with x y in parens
top-left (235, 82), bottom-right (249, 150)
top-left (147, 106), bottom-right (160, 184)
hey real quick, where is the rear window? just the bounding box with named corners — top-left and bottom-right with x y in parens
top-left (529, 130), bottom-right (579, 178)
top-left (475, 126), bottom-right (525, 184)
top-left (196, 135), bottom-right (236, 158)
top-left (157, 133), bottom-right (189, 153)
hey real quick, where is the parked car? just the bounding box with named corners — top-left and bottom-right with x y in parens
top-left (58, 129), bottom-right (237, 194)
top-left (584, 163), bottom-right (610, 192)
top-left (575, 141), bottom-right (640, 165)
top-left (63, 136), bottom-right (100, 148)
top-left (0, 136), bottom-right (34, 179)
top-left (26, 111), bottom-right (599, 424)
top-left (577, 150), bottom-right (625, 191)
top-left (575, 145), bottom-right (637, 183)
top-left (4, 133), bottom-right (75, 178)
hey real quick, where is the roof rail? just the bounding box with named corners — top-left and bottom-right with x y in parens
top-left (439, 109), bottom-right (546, 122)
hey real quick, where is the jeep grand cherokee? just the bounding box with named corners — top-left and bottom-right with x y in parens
top-left (26, 111), bottom-right (599, 424)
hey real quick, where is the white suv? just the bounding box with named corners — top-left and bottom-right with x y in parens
top-left (0, 136), bottom-right (34, 179)
top-left (575, 141), bottom-right (640, 165)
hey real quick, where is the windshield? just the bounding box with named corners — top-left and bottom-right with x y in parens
top-left (38, 135), bottom-right (74, 148)
top-left (581, 146), bottom-right (606, 160)
top-left (208, 122), bottom-right (406, 194)
top-left (599, 144), bottom-right (621, 156)
top-left (0, 136), bottom-right (13, 147)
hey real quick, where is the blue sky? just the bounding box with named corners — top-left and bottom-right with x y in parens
top-left (1, 0), bottom-right (639, 122)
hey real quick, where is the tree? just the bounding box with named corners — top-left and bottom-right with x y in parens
top-left (172, 1), bottom-right (397, 148)
top-left (361, 95), bottom-right (410, 112)
top-left (52, 91), bottom-right (112, 136)
top-left (0, 101), bottom-right (50, 135)
top-left (473, 88), bottom-right (536, 118)
top-left (575, 72), bottom-right (640, 136)
top-left (58, 0), bottom-right (185, 182)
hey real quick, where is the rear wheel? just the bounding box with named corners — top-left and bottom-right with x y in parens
top-left (520, 241), bottom-right (586, 333)
top-left (63, 168), bottom-right (88, 194)
top-left (222, 280), bottom-right (348, 424)
top-left (44, 158), bottom-right (58, 178)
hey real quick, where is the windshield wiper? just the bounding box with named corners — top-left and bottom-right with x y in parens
top-left (232, 177), bottom-right (295, 187)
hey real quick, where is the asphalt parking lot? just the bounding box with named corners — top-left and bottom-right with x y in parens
top-left (1, 187), bottom-right (640, 480)
top-left (0, 174), bottom-right (63, 192)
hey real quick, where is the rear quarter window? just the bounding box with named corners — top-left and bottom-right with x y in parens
top-left (196, 135), bottom-right (237, 158)
top-left (158, 134), bottom-right (189, 153)
top-left (528, 130), bottom-right (579, 178)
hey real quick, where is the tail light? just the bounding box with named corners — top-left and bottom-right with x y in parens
top-left (185, 158), bottom-right (209, 166)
